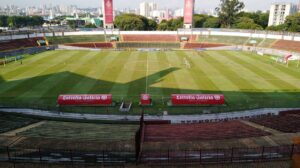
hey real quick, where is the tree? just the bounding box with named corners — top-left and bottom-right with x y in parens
top-left (257, 12), bottom-right (269, 29)
top-left (193, 14), bottom-right (209, 28)
top-left (148, 19), bottom-right (158, 30)
top-left (0, 16), bottom-right (8, 27)
top-left (85, 23), bottom-right (97, 28)
top-left (157, 22), bottom-right (168, 31)
top-left (30, 16), bottom-right (44, 27)
top-left (114, 14), bottom-right (145, 30)
top-left (284, 13), bottom-right (300, 32)
top-left (67, 20), bottom-right (77, 29)
top-left (7, 16), bottom-right (17, 28)
top-left (169, 17), bottom-right (183, 30)
top-left (4, 16), bottom-right (44, 28)
top-left (234, 17), bottom-right (263, 30)
top-left (216, 0), bottom-right (245, 28)
top-left (238, 11), bottom-right (269, 28)
top-left (158, 17), bottom-right (183, 31)
top-left (203, 17), bottom-right (221, 28)
top-left (266, 24), bottom-right (287, 31)
top-left (114, 14), bottom-right (156, 30)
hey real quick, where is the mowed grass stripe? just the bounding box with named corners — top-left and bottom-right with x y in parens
top-left (0, 50), bottom-right (68, 80)
top-left (206, 52), bottom-right (265, 103)
top-left (192, 52), bottom-right (241, 91)
top-left (243, 52), bottom-right (300, 80)
top-left (182, 51), bottom-right (220, 92)
top-left (87, 51), bottom-right (124, 94)
top-left (68, 51), bottom-right (114, 94)
top-left (0, 51), bottom-right (79, 96)
top-left (240, 51), bottom-right (300, 87)
top-left (228, 51), bottom-right (299, 90)
top-left (210, 51), bottom-right (279, 91)
top-left (195, 52), bottom-right (250, 101)
top-left (163, 51), bottom-right (183, 94)
top-left (36, 51), bottom-right (103, 102)
top-left (8, 51), bottom-right (86, 100)
top-left (165, 51), bottom-right (196, 93)
top-left (127, 51), bottom-right (148, 99)
top-left (0, 51), bottom-right (61, 75)
top-left (172, 51), bottom-right (200, 93)
top-left (17, 51), bottom-right (100, 100)
top-left (204, 51), bottom-right (258, 90)
top-left (152, 51), bottom-right (179, 97)
top-left (109, 51), bottom-right (138, 98)
top-left (146, 51), bottom-right (165, 97)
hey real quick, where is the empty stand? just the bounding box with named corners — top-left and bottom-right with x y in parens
top-left (144, 121), bottom-right (270, 142)
top-left (123, 35), bottom-right (177, 42)
top-left (249, 115), bottom-right (300, 133)
top-left (116, 42), bottom-right (180, 48)
top-left (183, 43), bottom-right (227, 49)
top-left (0, 37), bottom-right (44, 51)
top-left (64, 42), bottom-right (113, 49)
top-left (271, 40), bottom-right (300, 52)
top-left (123, 35), bottom-right (196, 42)
top-left (279, 110), bottom-right (300, 117)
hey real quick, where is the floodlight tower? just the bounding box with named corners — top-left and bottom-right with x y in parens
top-left (103, 0), bottom-right (114, 29)
top-left (183, 0), bottom-right (195, 29)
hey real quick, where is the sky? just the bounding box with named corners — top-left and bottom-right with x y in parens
top-left (1, 0), bottom-right (299, 11)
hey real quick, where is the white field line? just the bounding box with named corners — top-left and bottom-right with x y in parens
top-left (145, 53), bottom-right (149, 93)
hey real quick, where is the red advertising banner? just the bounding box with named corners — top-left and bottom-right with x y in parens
top-left (172, 94), bottom-right (225, 105)
top-left (58, 94), bottom-right (112, 106)
top-left (140, 94), bottom-right (151, 106)
top-left (184, 0), bottom-right (194, 24)
top-left (104, 0), bottom-right (114, 24)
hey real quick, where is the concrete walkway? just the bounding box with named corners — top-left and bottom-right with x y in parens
top-left (0, 107), bottom-right (299, 123)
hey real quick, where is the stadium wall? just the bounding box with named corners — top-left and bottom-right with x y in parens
top-left (1, 29), bottom-right (300, 41)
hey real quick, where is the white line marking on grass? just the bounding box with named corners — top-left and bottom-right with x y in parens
top-left (145, 53), bottom-right (149, 94)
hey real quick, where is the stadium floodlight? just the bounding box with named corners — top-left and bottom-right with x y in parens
top-left (183, 0), bottom-right (195, 29)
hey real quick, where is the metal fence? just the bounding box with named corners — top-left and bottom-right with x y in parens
top-left (140, 145), bottom-right (300, 166)
top-left (0, 147), bottom-right (135, 166)
top-left (0, 145), bottom-right (299, 166)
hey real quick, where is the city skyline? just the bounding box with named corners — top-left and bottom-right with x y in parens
top-left (1, 0), bottom-right (300, 11)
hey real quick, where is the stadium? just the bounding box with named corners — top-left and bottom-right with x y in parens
top-left (0, 0), bottom-right (300, 168)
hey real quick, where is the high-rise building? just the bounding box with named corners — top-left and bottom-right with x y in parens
top-left (174, 8), bottom-right (184, 18)
top-left (268, 3), bottom-right (298, 26)
top-left (140, 2), bottom-right (158, 18)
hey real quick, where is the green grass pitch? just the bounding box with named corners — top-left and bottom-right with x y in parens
top-left (0, 50), bottom-right (300, 115)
